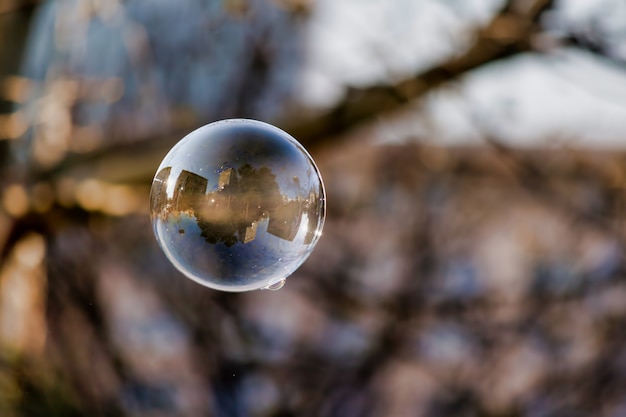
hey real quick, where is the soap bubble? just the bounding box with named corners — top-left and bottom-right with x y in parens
top-left (150, 119), bottom-right (326, 292)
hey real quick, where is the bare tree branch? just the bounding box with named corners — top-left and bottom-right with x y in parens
top-left (281, 0), bottom-right (556, 148)
top-left (31, 0), bottom-right (556, 184)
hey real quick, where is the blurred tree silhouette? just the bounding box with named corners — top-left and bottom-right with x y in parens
top-left (1, 0), bottom-right (626, 416)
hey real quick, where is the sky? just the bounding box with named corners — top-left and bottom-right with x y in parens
top-left (298, 0), bottom-right (626, 149)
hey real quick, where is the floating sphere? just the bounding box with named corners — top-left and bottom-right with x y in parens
top-left (150, 119), bottom-right (326, 292)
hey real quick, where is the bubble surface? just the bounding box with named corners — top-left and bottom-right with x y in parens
top-left (150, 119), bottom-right (326, 292)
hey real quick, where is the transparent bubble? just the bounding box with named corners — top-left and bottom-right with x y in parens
top-left (150, 119), bottom-right (326, 292)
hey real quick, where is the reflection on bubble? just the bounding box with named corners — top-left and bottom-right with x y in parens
top-left (263, 279), bottom-right (286, 291)
top-left (150, 119), bottom-right (326, 292)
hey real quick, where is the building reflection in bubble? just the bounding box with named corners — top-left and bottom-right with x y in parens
top-left (153, 164), bottom-right (317, 246)
top-left (151, 162), bottom-right (324, 288)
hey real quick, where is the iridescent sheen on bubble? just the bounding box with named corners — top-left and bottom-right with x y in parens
top-left (150, 119), bottom-right (326, 292)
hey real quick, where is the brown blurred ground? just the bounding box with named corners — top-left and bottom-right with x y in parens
top-left (3, 142), bottom-right (626, 417)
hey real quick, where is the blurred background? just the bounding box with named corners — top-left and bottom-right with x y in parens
top-left (2, 0), bottom-right (626, 416)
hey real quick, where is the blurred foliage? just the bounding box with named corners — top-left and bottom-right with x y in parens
top-left (1, 0), bottom-right (626, 416)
